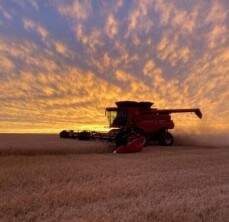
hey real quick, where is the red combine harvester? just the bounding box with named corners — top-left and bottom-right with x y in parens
top-left (60, 101), bottom-right (202, 152)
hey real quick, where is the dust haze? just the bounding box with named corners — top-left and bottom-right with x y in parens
top-left (174, 132), bottom-right (229, 147)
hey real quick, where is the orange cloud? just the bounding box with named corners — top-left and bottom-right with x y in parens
top-left (157, 34), bottom-right (191, 66)
top-left (205, 1), bottom-right (227, 24)
top-left (207, 25), bottom-right (227, 49)
top-left (154, 0), bottom-right (198, 33)
top-left (0, 56), bottom-right (14, 72)
top-left (23, 19), bottom-right (49, 39)
top-left (58, 0), bottom-right (92, 21)
top-left (126, 0), bottom-right (153, 36)
top-left (106, 15), bottom-right (118, 38)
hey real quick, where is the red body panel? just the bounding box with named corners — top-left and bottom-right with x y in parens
top-left (115, 136), bottom-right (145, 153)
top-left (106, 101), bottom-right (202, 134)
top-left (136, 115), bottom-right (174, 133)
top-left (126, 108), bottom-right (174, 133)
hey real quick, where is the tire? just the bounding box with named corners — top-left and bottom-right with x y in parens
top-left (115, 131), bottom-right (129, 147)
top-left (115, 128), bottom-right (146, 147)
top-left (128, 131), bottom-right (147, 147)
top-left (159, 131), bottom-right (174, 146)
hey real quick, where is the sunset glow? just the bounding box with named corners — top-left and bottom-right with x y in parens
top-left (0, 0), bottom-right (228, 133)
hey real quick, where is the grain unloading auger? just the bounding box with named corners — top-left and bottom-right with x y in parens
top-left (60, 101), bottom-right (202, 153)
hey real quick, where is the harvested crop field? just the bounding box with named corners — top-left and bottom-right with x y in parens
top-left (0, 134), bottom-right (229, 222)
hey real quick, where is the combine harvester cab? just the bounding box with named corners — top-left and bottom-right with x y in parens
top-left (106, 101), bottom-right (202, 153)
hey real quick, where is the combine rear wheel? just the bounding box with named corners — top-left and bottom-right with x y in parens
top-left (159, 131), bottom-right (174, 146)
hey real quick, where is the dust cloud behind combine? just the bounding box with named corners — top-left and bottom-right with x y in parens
top-left (174, 132), bottom-right (229, 147)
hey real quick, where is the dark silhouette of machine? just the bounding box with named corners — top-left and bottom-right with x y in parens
top-left (106, 101), bottom-right (202, 146)
top-left (60, 101), bottom-right (202, 147)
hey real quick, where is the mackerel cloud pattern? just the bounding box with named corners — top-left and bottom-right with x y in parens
top-left (0, 0), bottom-right (228, 132)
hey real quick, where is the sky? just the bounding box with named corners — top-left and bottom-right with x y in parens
top-left (0, 0), bottom-right (228, 133)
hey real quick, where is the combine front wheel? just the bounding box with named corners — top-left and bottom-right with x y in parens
top-left (115, 130), bottom-right (129, 147)
top-left (115, 128), bottom-right (146, 147)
